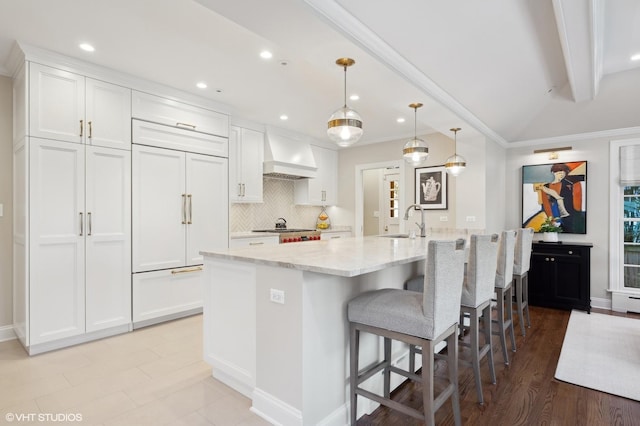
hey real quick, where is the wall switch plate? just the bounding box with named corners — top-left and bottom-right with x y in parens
top-left (439, 216), bottom-right (448, 222)
top-left (466, 216), bottom-right (476, 222)
top-left (0, 203), bottom-right (3, 217)
top-left (270, 288), bottom-right (285, 304)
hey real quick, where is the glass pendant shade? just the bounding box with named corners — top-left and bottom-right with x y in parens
top-left (403, 138), bottom-right (429, 166)
top-left (445, 127), bottom-right (466, 176)
top-left (327, 106), bottom-right (363, 147)
top-left (444, 153), bottom-right (466, 176)
top-left (327, 58), bottom-right (363, 147)
top-left (402, 102), bottom-right (428, 166)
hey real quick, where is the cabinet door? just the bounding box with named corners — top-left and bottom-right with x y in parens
top-left (239, 128), bottom-right (264, 203)
top-left (85, 146), bottom-right (132, 332)
top-left (29, 63), bottom-right (84, 144)
top-left (85, 78), bottom-right (132, 150)
top-left (185, 152), bottom-right (229, 265)
top-left (29, 138), bottom-right (85, 344)
top-left (229, 126), bottom-right (242, 201)
top-left (294, 145), bottom-right (338, 206)
top-left (132, 145), bottom-right (186, 272)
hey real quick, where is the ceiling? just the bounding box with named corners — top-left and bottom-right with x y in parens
top-left (1, 0), bottom-right (639, 147)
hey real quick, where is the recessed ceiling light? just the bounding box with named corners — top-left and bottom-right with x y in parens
top-left (260, 50), bottom-right (273, 59)
top-left (397, 118), bottom-right (406, 123)
top-left (79, 43), bottom-right (95, 52)
top-left (196, 82), bottom-right (207, 89)
top-left (350, 94), bottom-right (360, 101)
top-left (631, 53), bottom-right (640, 61)
top-left (280, 115), bottom-right (288, 121)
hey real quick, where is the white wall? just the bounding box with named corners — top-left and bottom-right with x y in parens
top-left (505, 134), bottom-right (640, 302)
top-left (0, 76), bottom-right (12, 330)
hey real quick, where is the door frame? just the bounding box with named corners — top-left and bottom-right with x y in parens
top-left (355, 160), bottom-right (405, 237)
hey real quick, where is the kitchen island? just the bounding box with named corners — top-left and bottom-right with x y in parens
top-left (200, 234), bottom-right (463, 425)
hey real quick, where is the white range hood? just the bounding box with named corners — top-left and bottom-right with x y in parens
top-left (263, 132), bottom-right (317, 179)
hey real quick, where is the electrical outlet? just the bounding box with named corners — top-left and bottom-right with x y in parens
top-left (439, 216), bottom-right (448, 222)
top-left (466, 216), bottom-right (476, 222)
top-left (270, 288), bottom-right (285, 304)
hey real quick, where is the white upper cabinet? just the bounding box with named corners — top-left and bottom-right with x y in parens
top-left (29, 63), bottom-right (131, 150)
top-left (229, 126), bottom-right (264, 203)
top-left (132, 90), bottom-right (229, 138)
top-left (294, 145), bottom-right (338, 206)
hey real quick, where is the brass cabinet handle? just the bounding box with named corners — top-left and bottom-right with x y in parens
top-left (79, 119), bottom-right (83, 137)
top-left (249, 241), bottom-right (265, 246)
top-left (88, 212), bottom-right (92, 236)
top-left (171, 266), bottom-right (203, 274)
top-left (176, 122), bottom-right (196, 129)
top-left (181, 194), bottom-right (186, 224)
top-left (88, 121), bottom-right (92, 139)
top-left (79, 212), bottom-right (83, 236)
top-left (322, 190), bottom-right (326, 202)
top-left (187, 194), bottom-right (192, 224)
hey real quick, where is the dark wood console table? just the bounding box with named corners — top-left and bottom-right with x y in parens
top-left (528, 241), bottom-right (593, 313)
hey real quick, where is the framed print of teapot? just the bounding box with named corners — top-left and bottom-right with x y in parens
top-left (415, 165), bottom-right (448, 210)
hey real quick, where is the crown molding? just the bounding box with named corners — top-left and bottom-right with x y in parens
top-left (508, 126), bottom-right (640, 148)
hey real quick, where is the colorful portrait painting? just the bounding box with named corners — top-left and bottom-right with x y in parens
top-left (521, 161), bottom-right (587, 234)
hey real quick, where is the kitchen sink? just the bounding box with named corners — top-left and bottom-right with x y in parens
top-left (378, 233), bottom-right (411, 238)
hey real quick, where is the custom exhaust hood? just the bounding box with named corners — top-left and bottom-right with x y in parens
top-left (263, 132), bottom-right (317, 179)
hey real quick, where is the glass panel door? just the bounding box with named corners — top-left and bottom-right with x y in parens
top-left (623, 185), bottom-right (640, 288)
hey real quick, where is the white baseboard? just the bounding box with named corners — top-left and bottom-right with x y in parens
top-left (591, 296), bottom-right (611, 311)
top-left (0, 325), bottom-right (16, 342)
top-left (251, 387), bottom-right (302, 426)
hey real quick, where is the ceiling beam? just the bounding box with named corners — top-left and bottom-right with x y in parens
top-left (552, 0), bottom-right (604, 102)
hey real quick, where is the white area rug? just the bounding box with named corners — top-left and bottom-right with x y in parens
top-left (555, 310), bottom-right (640, 401)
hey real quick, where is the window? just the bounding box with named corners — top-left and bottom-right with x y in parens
top-left (623, 186), bottom-right (640, 288)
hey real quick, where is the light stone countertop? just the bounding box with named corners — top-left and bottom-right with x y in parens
top-left (202, 234), bottom-right (466, 277)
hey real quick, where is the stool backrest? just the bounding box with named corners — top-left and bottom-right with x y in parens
top-left (461, 234), bottom-right (499, 307)
top-left (423, 239), bottom-right (466, 337)
top-left (513, 227), bottom-right (534, 275)
top-left (495, 230), bottom-right (516, 289)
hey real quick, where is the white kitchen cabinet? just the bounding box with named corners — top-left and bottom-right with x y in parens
top-left (132, 144), bottom-right (228, 326)
top-left (132, 119), bottom-right (228, 158)
top-left (26, 138), bottom-right (131, 347)
top-left (29, 62), bottom-right (131, 150)
top-left (229, 235), bottom-right (279, 248)
top-left (321, 230), bottom-right (352, 240)
top-left (294, 145), bottom-right (338, 206)
top-left (229, 126), bottom-right (264, 203)
top-left (132, 90), bottom-right (228, 138)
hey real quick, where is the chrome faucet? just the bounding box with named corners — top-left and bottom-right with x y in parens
top-left (404, 204), bottom-right (427, 237)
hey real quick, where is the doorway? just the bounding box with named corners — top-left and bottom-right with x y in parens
top-left (355, 160), bottom-right (405, 237)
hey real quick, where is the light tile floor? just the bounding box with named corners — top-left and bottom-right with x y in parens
top-left (0, 315), bottom-right (270, 425)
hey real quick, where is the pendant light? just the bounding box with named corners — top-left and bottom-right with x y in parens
top-left (402, 103), bottom-right (429, 166)
top-left (445, 127), bottom-right (466, 176)
top-left (327, 58), bottom-right (363, 147)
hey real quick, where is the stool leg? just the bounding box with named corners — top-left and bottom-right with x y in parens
top-left (523, 273), bottom-right (531, 328)
top-left (470, 308), bottom-right (484, 404)
top-left (422, 340), bottom-right (436, 426)
top-left (494, 287), bottom-right (509, 365)
top-left (446, 332), bottom-right (462, 426)
top-left (483, 303), bottom-right (496, 384)
top-left (383, 337), bottom-right (391, 398)
top-left (506, 286), bottom-right (517, 352)
top-left (349, 323), bottom-right (359, 425)
top-left (409, 345), bottom-right (416, 373)
top-left (515, 275), bottom-right (526, 336)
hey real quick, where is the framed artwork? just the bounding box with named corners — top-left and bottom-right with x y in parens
top-left (415, 166), bottom-right (448, 210)
top-left (521, 161), bottom-right (587, 234)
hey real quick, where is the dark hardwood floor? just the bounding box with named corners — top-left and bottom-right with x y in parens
top-left (357, 306), bottom-right (640, 426)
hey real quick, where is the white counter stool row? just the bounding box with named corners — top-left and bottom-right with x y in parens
top-left (512, 227), bottom-right (534, 336)
top-left (347, 239), bottom-right (466, 426)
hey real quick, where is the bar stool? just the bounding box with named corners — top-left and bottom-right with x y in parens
top-left (512, 228), bottom-right (534, 336)
top-left (348, 239), bottom-right (466, 426)
top-left (492, 230), bottom-right (517, 365)
top-left (459, 234), bottom-right (499, 405)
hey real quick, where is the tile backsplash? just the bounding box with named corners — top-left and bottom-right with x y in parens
top-left (230, 177), bottom-right (324, 231)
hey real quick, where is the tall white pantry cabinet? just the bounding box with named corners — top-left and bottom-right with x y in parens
top-left (13, 62), bottom-right (132, 354)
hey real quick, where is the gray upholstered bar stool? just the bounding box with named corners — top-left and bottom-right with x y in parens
top-left (492, 230), bottom-right (517, 365)
top-left (459, 233), bottom-right (499, 405)
top-left (513, 227), bottom-right (534, 336)
top-left (348, 239), bottom-right (466, 426)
